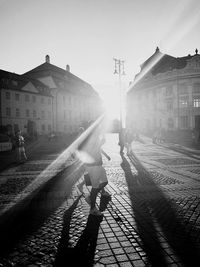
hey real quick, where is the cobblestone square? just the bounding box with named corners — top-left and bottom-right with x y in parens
top-left (0, 134), bottom-right (200, 266)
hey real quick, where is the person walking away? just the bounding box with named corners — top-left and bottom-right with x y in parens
top-left (15, 131), bottom-right (27, 162)
top-left (77, 129), bottom-right (111, 216)
top-left (125, 129), bottom-right (133, 155)
top-left (77, 133), bottom-right (109, 194)
top-left (118, 128), bottom-right (125, 154)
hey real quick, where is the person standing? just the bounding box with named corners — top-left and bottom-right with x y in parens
top-left (15, 131), bottom-right (27, 162)
top-left (118, 128), bottom-right (125, 154)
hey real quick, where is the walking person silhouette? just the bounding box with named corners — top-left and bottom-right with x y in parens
top-left (76, 127), bottom-right (111, 216)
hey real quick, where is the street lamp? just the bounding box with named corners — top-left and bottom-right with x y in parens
top-left (113, 58), bottom-right (125, 131)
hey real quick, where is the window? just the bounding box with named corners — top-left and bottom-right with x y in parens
top-left (59, 81), bottom-right (64, 88)
top-left (32, 95), bottom-right (36, 103)
top-left (26, 109), bottom-right (30, 117)
top-left (25, 94), bottom-right (30, 102)
top-left (193, 98), bottom-right (200, 108)
top-left (48, 98), bottom-right (51, 105)
top-left (179, 96), bottom-right (188, 108)
top-left (33, 110), bottom-right (37, 118)
top-left (166, 86), bottom-right (173, 96)
top-left (68, 96), bottom-right (71, 105)
top-left (41, 110), bottom-right (45, 119)
top-left (6, 107), bottom-right (11, 117)
top-left (166, 99), bottom-right (173, 110)
top-left (48, 111), bottom-right (51, 119)
top-left (193, 83), bottom-right (200, 94)
top-left (168, 118), bottom-right (174, 129)
top-left (16, 108), bottom-right (20, 117)
top-left (15, 93), bottom-right (20, 101)
top-left (178, 84), bottom-right (188, 95)
top-left (48, 124), bottom-right (51, 132)
top-left (64, 110), bottom-right (66, 119)
top-left (41, 124), bottom-right (45, 131)
top-left (41, 97), bottom-right (44, 104)
top-left (180, 116), bottom-right (188, 129)
top-left (5, 91), bottom-right (11, 100)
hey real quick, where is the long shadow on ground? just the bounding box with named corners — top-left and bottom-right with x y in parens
top-left (120, 153), bottom-right (200, 267)
top-left (53, 195), bottom-right (109, 267)
top-left (160, 143), bottom-right (200, 160)
top-left (0, 161), bottom-right (84, 258)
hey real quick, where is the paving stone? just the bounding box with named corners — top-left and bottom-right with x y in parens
top-left (131, 259), bottom-right (146, 267)
top-left (127, 253), bottom-right (141, 261)
top-left (115, 253), bottom-right (129, 262)
top-left (99, 256), bottom-right (117, 265)
top-left (119, 262), bottom-right (133, 267)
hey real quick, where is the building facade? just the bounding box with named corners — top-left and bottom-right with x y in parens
top-left (0, 70), bottom-right (53, 136)
top-left (24, 55), bottom-right (102, 134)
top-left (0, 56), bottom-right (102, 136)
top-left (127, 48), bottom-right (200, 142)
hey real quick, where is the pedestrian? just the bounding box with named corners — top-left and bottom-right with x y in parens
top-left (15, 130), bottom-right (27, 162)
top-left (77, 128), bottom-right (111, 216)
top-left (77, 133), bottom-right (111, 195)
top-left (125, 128), bottom-right (133, 155)
top-left (118, 128), bottom-right (125, 154)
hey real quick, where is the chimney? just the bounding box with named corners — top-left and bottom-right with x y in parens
top-left (66, 64), bottom-right (70, 72)
top-left (45, 55), bottom-right (50, 63)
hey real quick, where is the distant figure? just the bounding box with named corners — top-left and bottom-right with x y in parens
top-left (15, 131), bottom-right (27, 162)
top-left (118, 129), bottom-right (125, 154)
top-left (130, 127), bottom-right (139, 141)
top-left (153, 128), bottom-right (162, 144)
top-left (192, 130), bottom-right (195, 144)
top-left (48, 132), bottom-right (55, 141)
top-left (152, 130), bottom-right (158, 144)
top-left (125, 128), bottom-right (133, 155)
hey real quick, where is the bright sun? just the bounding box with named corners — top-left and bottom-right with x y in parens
top-left (102, 92), bottom-right (120, 119)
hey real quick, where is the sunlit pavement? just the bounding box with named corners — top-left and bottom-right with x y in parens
top-left (0, 133), bottom-right (200, 266)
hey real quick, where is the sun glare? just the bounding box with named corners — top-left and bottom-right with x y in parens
top-left (102, 92), bottom-right (120, 119)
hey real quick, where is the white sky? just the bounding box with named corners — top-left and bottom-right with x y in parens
top-left (0, 0), bottom-right (200, 105)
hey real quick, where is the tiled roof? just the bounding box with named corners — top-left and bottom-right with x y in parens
top-left (0, 69), bottom-right (51, 97)
top-left (24, 62), bottom-right (98, 96)
top-left (138, 48), bottom-right (199, 76)
top-left (24, 62), bottom-right (91, 86)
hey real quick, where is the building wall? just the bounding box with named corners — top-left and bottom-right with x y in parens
top-left (0, 88), bottom-right (53, 135)
top-left (28, 64), bottom-right (102, 134)
top-left (45, 81), bottom-right (101, 134)
top-left (0, 57), bottom-right (103, 137)
top-left (127, 54), bottom-right (200, 137)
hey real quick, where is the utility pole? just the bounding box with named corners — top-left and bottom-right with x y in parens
top-left (113, 58), bottom-right (125, 131)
